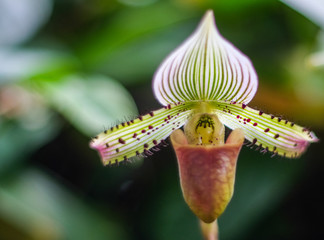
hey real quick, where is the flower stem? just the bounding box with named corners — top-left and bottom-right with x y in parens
top-left (199, 219), bottom-right (219, 240)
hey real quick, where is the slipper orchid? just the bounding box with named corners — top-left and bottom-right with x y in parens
top-left (90, 9), bottom-right (318, 233)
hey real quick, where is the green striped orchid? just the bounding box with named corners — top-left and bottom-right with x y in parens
top-left (90, 10), bottom-right (318, 166)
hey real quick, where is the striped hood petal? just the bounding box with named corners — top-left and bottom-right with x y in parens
top-left (153, 10), bottom-right (258, 106)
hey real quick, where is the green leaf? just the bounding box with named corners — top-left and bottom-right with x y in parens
top-left (39, 74), bottom-right (138, 136)
top-left (0, 169), bottom-right (128, 240)
top-left (0, 84), bottom-right (60, 174)
top-left (77, 2), bottom-right (196, 68)
top-left (93, 22), bottom-right (196, 84)
top-left (219, 148), bottom-right (304, 240)
top-left (0, 49), bottom-right (78, 84)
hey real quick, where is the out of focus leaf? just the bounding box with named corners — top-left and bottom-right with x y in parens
top-left (0, 117), bottom-right (60, 175)
top-left (207, 0), bottom-right (274, 12)
top-left (0, 85), bottom-right (60, 174)
top-left (77, 2), bottom-right (196, 70)
top-left (150, 181), bottom-right (201, 240)
top-left (0, 49), bottom-right (79, 84)
top-left (219, 148), bottom-right (304, 240)
top-left (281, 0), bottom-right (324, 29)
top-left (38, 74), bottom-right (138, 136)
top-left (95, 22), bottom-right (196, 84)
top-left (0, 169), bottom-right (128, 240)
top-left (0, 0), bottom-right (53, 46)
top-left (118, 0), bottom-right (158, 7)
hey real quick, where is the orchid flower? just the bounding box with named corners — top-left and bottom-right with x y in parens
top-left (90, 11), bottom-right (318, 165)
top-left (90, 11), bottom-right (318, 237)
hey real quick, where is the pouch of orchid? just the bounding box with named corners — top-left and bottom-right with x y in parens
top-left (90, 10), bottom-right (318, 239)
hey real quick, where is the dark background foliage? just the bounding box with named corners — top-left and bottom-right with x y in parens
top-left (0, 0), bottom-right (323, 239)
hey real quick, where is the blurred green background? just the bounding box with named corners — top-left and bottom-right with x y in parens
top-left (0, 0), bottom-right (323, 239)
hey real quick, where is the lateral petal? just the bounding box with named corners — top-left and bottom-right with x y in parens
top-left (153, 10), bottom-right (258, 106)
top-left (90, 102), bottom-right (197, 165)
top-left (210, 101), bottom-right (318, 158)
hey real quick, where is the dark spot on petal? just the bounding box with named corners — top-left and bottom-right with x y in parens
top-left (149, 111), bottom-right (154, 117)
top-left (242, 104), bottom-right (247, 109)
top-left (274, 134), bottom-right (279, 139)
top-left (148, 125), bottom-right (153, 129)
top-left (247, 119), bottom-right (251, 122)
top-left (138, 116), bottom-right (143, 121)
top-left (104, 130), bottom-right (108, 134)
top-left (118, 138), bottom-right (126, 144)
top-left (264, 128), bottom-right (270, 132)
top-left (144, 143), bottom-right (149, 148)
top-left (141, 129), bottom-right (146, 133)
top-left (133, 133), bottom-right (137, 138)
top-left (253, 122), bottom-right (258, 126)
top-left (116, 148), bottom-right (119, 153)
top-left (153, 140), bottom-right (157, 145)
top-left (259, 111), bottom-right (263, 116)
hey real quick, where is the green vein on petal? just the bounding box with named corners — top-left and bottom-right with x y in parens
top-left (209, 101), bottom-right (318, 158)
top-left (153, 10), bottom-right (258, 106)
top-left (90, 101), bottom-right (197, 165)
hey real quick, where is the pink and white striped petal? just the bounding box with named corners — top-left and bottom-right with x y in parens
top-left (210, 101), bottom-right (318, 158)
top-left (90, 101), bottom-right (197, 165)
top-left (153, 10), bottom-right (258, 106)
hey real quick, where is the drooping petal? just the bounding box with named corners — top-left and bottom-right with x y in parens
top-left (171, 128), bottom-right (245, 223)
top-left (153, 10), bottom-right (258, 106)
top-left (90, 102), bottom-right (197, 165)
top-left (210, 101), bottom-right (319, 158)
